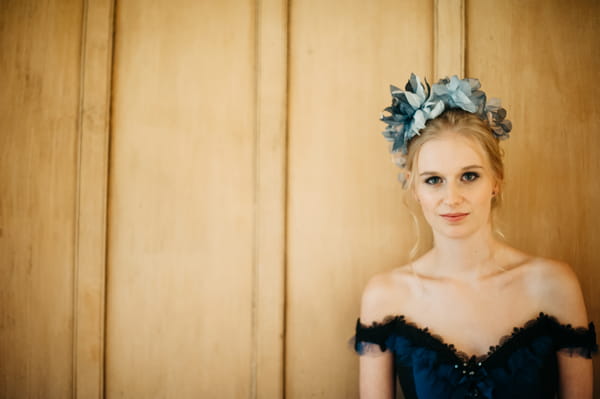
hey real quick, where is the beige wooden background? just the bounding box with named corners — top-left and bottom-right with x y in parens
top-left (1, 0), bottom-right (598, 398)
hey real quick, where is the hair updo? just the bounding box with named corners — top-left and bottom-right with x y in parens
top-left (403, 108), bottom-right (505, 209)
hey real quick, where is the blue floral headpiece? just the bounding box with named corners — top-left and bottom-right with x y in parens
top-left (380, 74), bottom-right (512, 165)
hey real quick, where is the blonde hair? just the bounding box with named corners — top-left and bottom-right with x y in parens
top-left (403, 109), bottom-right (506, 259)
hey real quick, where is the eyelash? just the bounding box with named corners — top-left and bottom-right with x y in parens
top-left (462, 171), bottom-right (480, 182)
top-left (424, 172), bottom-right (480, 185)
top-left (424, 176), bottom-right (442, 185)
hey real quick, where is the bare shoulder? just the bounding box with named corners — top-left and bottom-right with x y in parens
top-left (521, 256), bottom-right (588, 326)
top-left (360, 265), bottom-right (415, 325)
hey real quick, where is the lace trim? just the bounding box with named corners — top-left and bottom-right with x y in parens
top-left (355, 312), bottom-right (597, 364)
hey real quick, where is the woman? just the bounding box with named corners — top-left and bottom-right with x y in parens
top-left (355, 74), bottom-right (597, 398)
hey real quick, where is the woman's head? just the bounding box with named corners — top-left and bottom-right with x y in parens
top-left (400, 109), bottom-right (505, 243)
top-left (380, 75), bottom-right (511, 252)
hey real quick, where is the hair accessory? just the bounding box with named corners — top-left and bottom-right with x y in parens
top-left (380, 74), bottom-right (512, 165)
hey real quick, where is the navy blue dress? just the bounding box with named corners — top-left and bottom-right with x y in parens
top-left (354, 313), bottom-right (597, 399)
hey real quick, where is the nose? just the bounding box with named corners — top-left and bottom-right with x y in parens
top-left (444, 181), bottom-right (464, 207)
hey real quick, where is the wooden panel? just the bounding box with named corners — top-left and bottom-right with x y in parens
top-left (254, 0), bottom-right (288, 397)
top-left (106, 0), bottom-right (257, 397)
top-left (286, 1), bottom-right (433, 397)
top-left (467, 0), bottom-right (600, 387)
top-left (433, 0), bottom-right (465, 79)
top-left (0, 0), bottom-right (84, 397)
top-left (73, 0), bottom-right (114, 397)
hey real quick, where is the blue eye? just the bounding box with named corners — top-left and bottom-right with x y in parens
top-left (462, 172), bottom-right (480, 182)
top-left (425, 176), bottom-right (442, 185)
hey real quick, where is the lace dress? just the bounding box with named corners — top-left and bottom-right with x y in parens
top-left (354, 313), bottom-right (597, 399)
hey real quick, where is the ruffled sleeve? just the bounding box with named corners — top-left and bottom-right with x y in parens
top-left (354, 318), bottom-right (394, 354)
top-left (554, 321), bottom-right (598, 358)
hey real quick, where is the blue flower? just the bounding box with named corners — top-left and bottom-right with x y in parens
top-left (379, 74), bottom-right (513, 166)
top-left (430, 75), bottom-right (486, 115)
top-left (484, 98), bottom-right (512, 140)
top-left (380, 73), bottom-right (444, 155)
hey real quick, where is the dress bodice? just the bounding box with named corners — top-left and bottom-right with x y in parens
top-left (354, 313), bottom-right (597, 399)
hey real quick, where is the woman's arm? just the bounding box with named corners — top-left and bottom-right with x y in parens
top-left (557, 353), bottom-right (593, 398)
top-left (534, 260), bottom-right (594, 398)
top-left (359, 351), bottom-right (395, 399)
top-left (358, 274), bottom-right (398, 399)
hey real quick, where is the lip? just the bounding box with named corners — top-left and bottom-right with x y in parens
top-left (440, 213), bottom-right (469, 222)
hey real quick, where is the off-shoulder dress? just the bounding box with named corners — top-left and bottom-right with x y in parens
top-left (354, 312), bottom-right (597, 399)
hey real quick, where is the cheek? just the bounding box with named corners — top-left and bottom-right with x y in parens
top-left (471, 186), bottom-right (495, 210)
top-left (415, 190), bottom-right (440, 214)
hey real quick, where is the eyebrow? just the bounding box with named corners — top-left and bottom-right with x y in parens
top-left (419, 164), bottom-right (484, 176)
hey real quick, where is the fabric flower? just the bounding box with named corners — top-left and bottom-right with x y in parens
top-left (379, 73), bottom-right (513, 171)
top-left (430, 75), bottom-right (486, 115)
top-left (484, 98), bottom-right (512, 140)
top-left (380, 73), bottom-right (444, 155)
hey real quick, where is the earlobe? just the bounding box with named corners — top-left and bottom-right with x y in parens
top-left (492, 183), bottom-right (500, 197)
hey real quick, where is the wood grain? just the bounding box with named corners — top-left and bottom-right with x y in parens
top-left (0, 0), bottom-right (84, 397)
top-left (434, 0), bottom-right (465, 79)
top-left (73, 0), bottom-right (114, 397)
top-left (253, 0), bottom-right (288, 397)
top-left (106, 0), bottom-right (257, 397)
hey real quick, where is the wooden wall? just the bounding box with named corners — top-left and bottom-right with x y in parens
top-left (0, 0), bottom-right (598, 398)
top-left (0, 1), bottom-right (83, 397)
top-left (106, 0), bottom-right (255, 397)
top-left (106, 0), bottom-right (287, 397)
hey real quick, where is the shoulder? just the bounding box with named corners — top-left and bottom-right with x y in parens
top-left (521, 257), bottom-right (588, 326)
top-left (359, 265), bottom-right (415, 325)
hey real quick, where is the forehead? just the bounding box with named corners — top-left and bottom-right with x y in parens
top-left (417, 132), bottom-right (487, 173)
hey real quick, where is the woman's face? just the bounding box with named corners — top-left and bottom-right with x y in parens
top-left (412, 131), bottom-right (498, 239)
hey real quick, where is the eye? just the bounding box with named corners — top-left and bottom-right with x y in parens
top-left (462, 171), bottom-right (480, 182)
top-left (424, 176), bottom-right (443, 185)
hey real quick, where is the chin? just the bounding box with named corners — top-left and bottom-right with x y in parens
top-left (430, 219), bottom-right (486, 240)
top-left (435, 220), bottom-right (493, 240)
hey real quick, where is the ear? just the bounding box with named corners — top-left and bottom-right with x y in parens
top-left (492, 181), bottom-right (500, 196)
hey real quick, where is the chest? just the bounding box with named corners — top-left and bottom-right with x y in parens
top-left (401, 280), bottom-right (541, 357)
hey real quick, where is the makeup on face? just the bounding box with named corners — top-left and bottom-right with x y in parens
top-left (440, 213), bottom-right (469, 223)
top-left (414, 133), bottom-right (497, 237)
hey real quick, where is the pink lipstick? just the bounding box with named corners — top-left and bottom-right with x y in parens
top-left (440, 213), bottom-right (469, 222)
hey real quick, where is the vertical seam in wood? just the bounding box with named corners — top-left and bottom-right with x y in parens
top-left (433, 0), bottom-right (438, 79)
top-left (459, 0), bottom-right (465, 77)
top-left (283, 2), bottom-right (291, 396)
top-left (463, 0), bottom-right (468, 77)
top-left (433, 0), bottom-right (466, 79)
top-left (73, 0), bottom-right (90, 396)
top-left (102, 3), bottom-right (117, 397)
top-left (73, 0), bottom-right (115, 396)
top-left (431, 0), bottom-right (436, 80)
top-left (251, 0), bottom-right (261, 398)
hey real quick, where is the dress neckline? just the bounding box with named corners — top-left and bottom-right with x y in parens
top-left (357, 312), bottom-right (594, 364)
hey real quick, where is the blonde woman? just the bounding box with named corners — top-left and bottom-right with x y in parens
top-left (355, 75), bottom-right (597, 399)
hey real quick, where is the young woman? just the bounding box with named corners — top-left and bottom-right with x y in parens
top-left (355, 75), bottom-right (597, 399)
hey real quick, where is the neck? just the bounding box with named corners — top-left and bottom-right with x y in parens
top-left (426, 224), bottom-right (502, 280)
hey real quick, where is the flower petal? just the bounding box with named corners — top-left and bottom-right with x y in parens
top-left (379, 74), bottom-right (512, 164)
